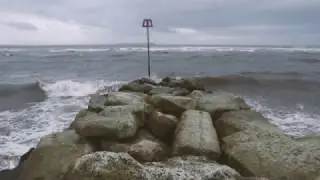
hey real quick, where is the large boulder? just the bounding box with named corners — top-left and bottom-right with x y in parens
top-left (147, 111), bottom-right (179, 143)
top-left (99, 103), bottom-right (154, 127)
top-left (129, 138), bottom-right (170, 162)
top-left (159, 77), bottom-right (205, 91)
top-left (131, 77), bottom-right (158, 86)
top-left (64, 152), bottom-right (148, 180)
top-left (172, 110), bottom-right (221, 160)
top-left (101, 130), bottom-right (170, 162)
top-left (214, 110), bottom-right (282, 139)
top-left (148, 86), bottom-right (191, 96)
top-left (148, 86), bottom-right (175, 95)
top-left (144, 156), bottom-right (241, 180)
top-left (69, 109), bottom-right (96, 129)
top-left (74, 113), bottom-right (138, 140)
top-left (88, 94), bottom-right (107, 113)
top-left (16, 130), bottom-right (93, 180)
top-left (119, 82), bottom-right (154, 93)
top-left (193, 91), bottom-right (250, 120)
top-left (88, 92), bottom-right (146, 112)
top-left (216, 110), bottom-right (320, 180)
top-left (104, 92), bottom-right (146, 106)
top-left (147, 95), bottom-right (195, 117)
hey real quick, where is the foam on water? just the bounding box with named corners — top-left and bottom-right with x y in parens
top-left (49, 48), bottom-right (110, 53)
top-left (245, 97), bottom-right (320, 136)
top-left (111, 46), bottom-right (320, 53)
top-left (0, 79), bottom-right (124, 170)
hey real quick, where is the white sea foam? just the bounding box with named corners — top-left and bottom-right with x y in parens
top-left (0, 48), bottom-right (25, 52)
top-left (245, 97), bottom-right (320, 136)
top-left (49, 48), bottom-right (110, 53)
top-left (0, 79), bottom-right (124, 170)
top-left (41, 80), bottom-right (124, 97)
top-left (111, 46), bottom-right (320, 53)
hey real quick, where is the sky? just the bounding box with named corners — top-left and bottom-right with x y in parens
top-left (0, 0), bottom-right (320, 45)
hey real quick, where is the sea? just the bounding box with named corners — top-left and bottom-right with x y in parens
top-left (0, 44), bottom-right (320, 170)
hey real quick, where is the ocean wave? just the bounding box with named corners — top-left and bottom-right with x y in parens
top-left (39, 79), bottom-right (126, 97)
top-left (298, 58), bottom-right (320, 64)
top-left (197, 75), bottom-right (320, 90)
top-left (0, 82), bottom-right (46, 111)
top-left (239, 71), bottom-right (313, 78)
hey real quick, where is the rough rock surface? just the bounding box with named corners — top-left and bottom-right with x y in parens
top-left (148, 95), bottom-right (195, 117)
top-left (148, 86), bottom-right (176, 95)
top-left (159, 77), bottom-right (205, 91)
top-left (64, 152), bottom-right (148, 180)
top-left (17, 130), bottom-right (93, 180)
top-left (119, 82), bottom-right (155, 93)
top-left (129, 138), bottom-right (170, 162)
top-left (104, 92), bottom-right (146, 106)
top-left (99, 103), bottom-right (154, 127)
top-left (131, 77), bottom-right (158, 86)
top-left (88, 94), bottom-right (107, 113)
top-left (144, 156), bottom-right (241, 180)
top-left (194, 91), bottom-right (250, 119)
top-left (173, 110), bottom-right (221, 160)
top-left (101, 130), bottom-right (170, 162)
top-left (216, 110), bottom-right (320, 180)
top-left (69, 109), bottom-right (97, 129)
top-left (74, 113), bottom-right (138, 140)
top-left (148, 111), bottom-right (179, 143)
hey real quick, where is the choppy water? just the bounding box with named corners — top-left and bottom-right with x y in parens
top-left (1, 45), bottom-right (320, 169)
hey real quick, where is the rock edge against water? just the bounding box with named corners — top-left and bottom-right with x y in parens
top-left (1, 76), bottom-right (319, 180)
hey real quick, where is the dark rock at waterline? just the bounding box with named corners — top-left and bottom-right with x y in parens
top-left (16, 130), bottom-right (93, 180)
top-left (159, 77), bottom-right (205, 91)
top-left (0, 148), bottom-right (35, 180)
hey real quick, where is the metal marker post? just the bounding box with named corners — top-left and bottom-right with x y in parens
top-left (142, 19), bottom-right (153, 78)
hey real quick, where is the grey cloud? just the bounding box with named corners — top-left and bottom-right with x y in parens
top-left (3, 21), bottom-right (38, 31)
top-left (0, 0), bottom-right (320, 44)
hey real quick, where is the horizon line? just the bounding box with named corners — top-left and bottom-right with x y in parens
top-left (0, 43), bottom-right (320, 47)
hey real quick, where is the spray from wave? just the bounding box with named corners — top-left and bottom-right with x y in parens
top-left (0, 79), bottom-right (125, 170)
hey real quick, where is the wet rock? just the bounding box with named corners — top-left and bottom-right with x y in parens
top-left (119, 82), bottom-right (155, 93)
top-left (159, 77), bottom-right (205, 91)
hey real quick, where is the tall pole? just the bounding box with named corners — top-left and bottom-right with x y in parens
top-left (142, 19), bottom-right (153, 78)
top-left (146, 27), bottom-right (151, 78)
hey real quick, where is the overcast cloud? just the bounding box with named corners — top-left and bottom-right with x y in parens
top-left (0, 0), bottom-right (320, 45)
